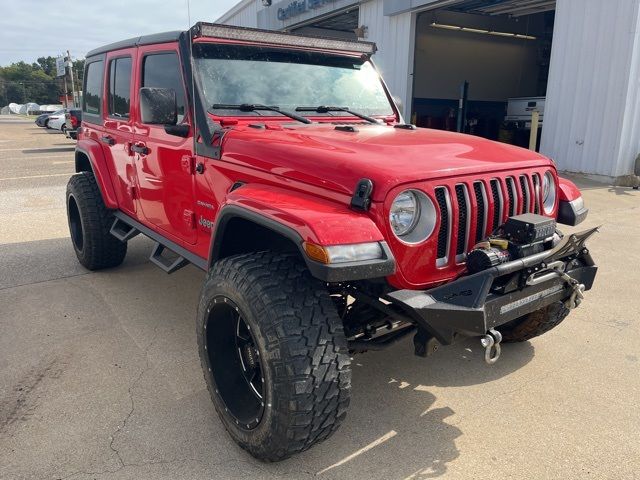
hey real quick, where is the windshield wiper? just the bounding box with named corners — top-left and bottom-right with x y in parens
top-left (295, 106), bottom-right (380, 124)
top-left (211, 103), bottom-right (312, 124)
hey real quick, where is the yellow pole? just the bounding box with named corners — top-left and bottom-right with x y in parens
top-left (529, 110), bottom-right (540, 151)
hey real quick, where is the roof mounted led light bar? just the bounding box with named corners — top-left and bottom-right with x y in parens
top-left (194, 23), bottom-right (377, 55)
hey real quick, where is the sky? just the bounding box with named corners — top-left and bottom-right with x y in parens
top-left (0, 0), bottom-right (241, 66)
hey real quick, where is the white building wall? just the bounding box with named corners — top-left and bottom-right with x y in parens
top-left (541, 0), bottom-right (640, 178)
top-left (217, 0), bottom-right (261, 27)
top-left (359, 1), bottom-right (415, 120)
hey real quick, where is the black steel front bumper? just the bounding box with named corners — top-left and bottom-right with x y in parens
top-left (386, 228), bottom-right (598, 346)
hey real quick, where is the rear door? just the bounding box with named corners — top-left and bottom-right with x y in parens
top-left (132, 46), bottom-right (196, 244)
top-left (103, 49), bottom-right (137, 216)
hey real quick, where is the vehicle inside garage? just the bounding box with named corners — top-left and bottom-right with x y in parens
top-left (411, 0), bottom-right (556, 150)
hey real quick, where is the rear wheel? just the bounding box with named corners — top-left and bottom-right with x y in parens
top-left (197, 252), bottom-right (351, 461)
top-left (61, 124), bottom-right (67, 133)
top-left (66, 171), bottom-right (127, 270)
top-left (498, 302), bottom-right (570, 342)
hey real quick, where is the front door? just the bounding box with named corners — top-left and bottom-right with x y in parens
top-left (103, 50), bottom-right (136, 216)
top-left (133, 46), bottom-right (196, 244)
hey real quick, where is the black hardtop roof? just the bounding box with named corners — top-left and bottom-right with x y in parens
top-left (85, 31), bottom-right (183, 58)
top-left (86, 22), bottom-right (376, 59)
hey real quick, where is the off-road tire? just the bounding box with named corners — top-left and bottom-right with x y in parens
top-left (498, 302), bottom-right (570, 342)
top-left (197, 252), bottom-right (351, 461)
top-left (66, 172), bottom-right (127, 270)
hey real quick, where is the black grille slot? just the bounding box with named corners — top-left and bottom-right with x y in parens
top-left (473, 182), bottom-right (486, 242)
top-left (506, 177), bottom-right (517, 216)
top-left (490, 179), bottom-right (501, 231)
top-left (435, 187), bottom-right (449, 260)
top-left (520, 175), bottom-right (530, 213)
top-left (455, 184), bottom-right (468, 256)
top-left (532, 174), bottom-right (541, 214)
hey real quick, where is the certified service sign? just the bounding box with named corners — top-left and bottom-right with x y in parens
top-left (278, 0), bottom-right (332, 21)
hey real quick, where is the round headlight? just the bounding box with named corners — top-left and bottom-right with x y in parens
top-left (389, 190), bottom-right (437, 244)
top-left (390, 191), bottom-right (420, 236)
top-left (542, 171), bottom-right (557, 214)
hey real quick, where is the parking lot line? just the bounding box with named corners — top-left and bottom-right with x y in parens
top-left (0, 147), bottom-right (74, 152)
top-left (0, 173), bottom-right (71, 181)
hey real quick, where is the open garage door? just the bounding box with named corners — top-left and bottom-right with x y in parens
top-left (411, 0), bottom-right (556, 151)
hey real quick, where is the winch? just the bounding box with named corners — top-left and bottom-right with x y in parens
top-left (467, 213), bottom-right (559, 274)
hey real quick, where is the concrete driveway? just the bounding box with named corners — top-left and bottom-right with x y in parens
top-left (1, 117), bottom-right (639, 479)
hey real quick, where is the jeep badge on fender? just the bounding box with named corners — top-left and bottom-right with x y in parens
top-left (66, 22), bottom-right (597, 461)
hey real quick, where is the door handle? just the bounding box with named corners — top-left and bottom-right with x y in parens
top-left (131, 143), bottom-right (149, 155)
top-left (101, 135), bottom-right (115, 146)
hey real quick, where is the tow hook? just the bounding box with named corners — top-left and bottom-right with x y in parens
top-left (480, 329), bottom-right (503, 365)
top-left (560, 272), bottom-right (586, 310)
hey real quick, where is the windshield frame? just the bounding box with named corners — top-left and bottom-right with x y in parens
top-left (191, 39), bottom-right (399, 122)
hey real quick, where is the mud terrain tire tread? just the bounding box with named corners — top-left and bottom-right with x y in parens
top-left (66, 171), bottom-right (127, 270)
top-left (499, 302), bottom-right (570, 342)
top-left (197, 252), bottom-right (351, 462)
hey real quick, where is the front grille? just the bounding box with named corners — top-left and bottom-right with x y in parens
top-left (434, 187), bottom-right (450, 265)
top-left (490, 179), bottom-right (502, 232)
top-left (433, 173), bottom-right (540, 267)
top-left (455, 184), bottom-right (470, 259)
top-left (506, 177), bottom-right (517, 216)
top-left (473, 182), bottom-right (487, 243)
top-left (520, 175), bottom-right (531, 213)
top-left (532, 174), bottom-right (541, 214)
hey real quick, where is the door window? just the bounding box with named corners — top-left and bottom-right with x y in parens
top-left (108, 57), bottom-right (132, 118)
top-left (83, 60), bottom-right (104, 116)
top-left (142, 52), bottom-right (186, 122)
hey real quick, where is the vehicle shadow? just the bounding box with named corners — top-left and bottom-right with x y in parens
top-left (0, 236), bottom-right (532, 480)
top-left (267, 335), bottom-right (534, 479)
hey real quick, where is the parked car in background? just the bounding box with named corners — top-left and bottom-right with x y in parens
top-left (47, 110), bottom-right (68, 133)
top-left (35, 110), bottom-right (63, 128)
top-left (65, 109), bottom-right (82, 139)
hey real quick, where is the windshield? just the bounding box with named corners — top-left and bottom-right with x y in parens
top-left (193, 43), bottom-right (394, 117)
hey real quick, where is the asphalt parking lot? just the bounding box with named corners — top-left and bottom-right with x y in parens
top-left (1, 116), bottom-right (639, 480)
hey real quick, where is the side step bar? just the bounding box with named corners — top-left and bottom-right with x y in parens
top-left (110, 217), bottom-right (140, 242)
top-left (149, 242), bottom-right (189, 274)
top-left (110, 211), bottom-right (208, 274)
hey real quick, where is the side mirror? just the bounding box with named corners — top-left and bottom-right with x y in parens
top-left (139, 87), bottom-right (177, 125)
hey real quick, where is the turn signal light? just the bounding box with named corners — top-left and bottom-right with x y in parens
top-left (303, 241), bottom-right (384, 264)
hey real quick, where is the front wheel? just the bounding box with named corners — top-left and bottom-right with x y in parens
top-left (197, 252), bottom-right (351, 461)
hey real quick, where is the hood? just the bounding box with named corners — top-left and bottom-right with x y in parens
top-left (220, 123), bottom-right (553, 202)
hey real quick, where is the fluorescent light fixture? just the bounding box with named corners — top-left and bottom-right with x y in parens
top-left (197, 23), bottom-right (377, 54)
top-left (430, 22), bottom-right (461, 30)
top-left (462, 27), bottom-right (489, 34)
top-left (431, 22), bottom-right (537, 40)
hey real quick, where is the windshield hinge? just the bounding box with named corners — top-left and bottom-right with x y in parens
top-left (351, 178), bottom-right (374, 211)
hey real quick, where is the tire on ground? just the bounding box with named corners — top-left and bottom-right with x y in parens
top-left (498, 301), bottom-right (570, 343)
top-left (197, 252), bottom-right (351, 461)
top-left (66, 171), bottom-right (127, 270)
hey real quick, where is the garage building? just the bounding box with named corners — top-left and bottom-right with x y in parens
top-left (217, 0), bottom-right (640, 183)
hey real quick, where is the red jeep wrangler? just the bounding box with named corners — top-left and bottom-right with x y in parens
top-left (67, 23), bottom-right (597, 461)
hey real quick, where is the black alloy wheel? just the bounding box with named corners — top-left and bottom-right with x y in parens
top-left (204, 296), bottom-right (264, 430)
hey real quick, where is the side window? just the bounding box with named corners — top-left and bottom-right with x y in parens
top-left (142, 52), bottom-right (186, 123)
top-left (108, 57), bottom-right (132, 118)
top-left (83, 60), bottom-right (104, 116)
